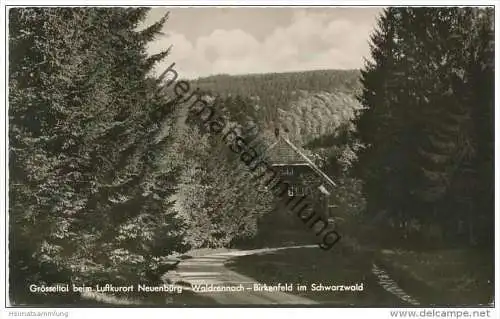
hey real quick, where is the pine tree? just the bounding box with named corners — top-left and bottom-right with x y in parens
top-left (9, 7), bottom-right (185, 303)
top-left (355, 8), bottom-right (406, 225)
top-left (356, 7), bottom-right (494, 246)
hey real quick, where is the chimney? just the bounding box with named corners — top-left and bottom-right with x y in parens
top-left (283, 126), bottom-right (289, 139)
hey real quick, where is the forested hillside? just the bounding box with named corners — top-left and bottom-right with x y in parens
top-left (192, 69), bottom-right (362, 125)
top-left (191, 70), bottom-right (366, 170)
top-left (193, 69), bottom-right (360, 96)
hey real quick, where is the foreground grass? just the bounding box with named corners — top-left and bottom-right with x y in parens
top-left (225, 245), bottom-right (405, 306)
top-left (11, 289), bottom-right (217, 307)
top-left (79, 289), bottom-right (217, 306)
top-left (376, 248), bottom-right (494, 306)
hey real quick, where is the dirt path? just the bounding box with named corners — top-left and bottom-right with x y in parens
top-left (80, 244), bottom-right (419, 306)
top-left (165, 245), bottom-right (319, 305)
top-left (166, 244), bottom-right (420, 306)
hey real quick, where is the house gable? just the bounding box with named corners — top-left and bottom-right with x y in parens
top-left (266, 137), bottom-right (308, 165)
top-left (265, 135), bottom-right (336, 191)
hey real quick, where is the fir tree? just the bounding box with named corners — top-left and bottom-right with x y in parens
top-left (9, 7), bottom-right (186, 303)
top-left (355, 7), bottom-right (494, 246)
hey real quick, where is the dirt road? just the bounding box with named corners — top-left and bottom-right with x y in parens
top-left (165, 244), bottom-right (419, 306)
top-left (165, 245), bottom-right (319, 305)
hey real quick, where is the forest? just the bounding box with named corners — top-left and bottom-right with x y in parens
top-left (8, 7), bottom-right (494, 305)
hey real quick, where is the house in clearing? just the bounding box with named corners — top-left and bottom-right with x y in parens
top-left (264, 129), bottom-right (337, 221)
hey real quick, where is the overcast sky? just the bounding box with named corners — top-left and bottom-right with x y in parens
top-left (141, 7), bottom-right (383, 79)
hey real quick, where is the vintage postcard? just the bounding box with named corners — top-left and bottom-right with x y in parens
top-left (2, 2), bottom-right (496, 318)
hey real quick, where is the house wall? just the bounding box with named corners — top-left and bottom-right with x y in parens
top-left (254, 164), bottom-right (335, 247)
top-left (274, 164), bottom-right (330, 218)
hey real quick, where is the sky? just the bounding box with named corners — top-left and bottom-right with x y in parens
top-left (141, 7), bottom-right (383, 79)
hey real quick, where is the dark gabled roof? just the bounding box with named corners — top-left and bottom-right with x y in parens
top-left (264, 135), bottom-right (337, 188)
top-left (266, 137), bottom-right (307, 164)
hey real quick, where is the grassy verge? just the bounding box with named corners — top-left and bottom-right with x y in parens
top-left (11, 288), bottom-right (217, 307)
top-left (338, 222), bottom-right (494, 306)
top-left (375, 248), bottom-right (494, 306)
top-left (79, 289), bottom-right (217, 306)
top-left (225, 244), bottom-right (405, 306)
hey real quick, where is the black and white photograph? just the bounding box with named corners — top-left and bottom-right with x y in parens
top-left (2, 2), bottom-right (497, 317)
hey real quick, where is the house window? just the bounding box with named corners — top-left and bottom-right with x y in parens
top-left (288, 185), bottom-right (304, 196)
